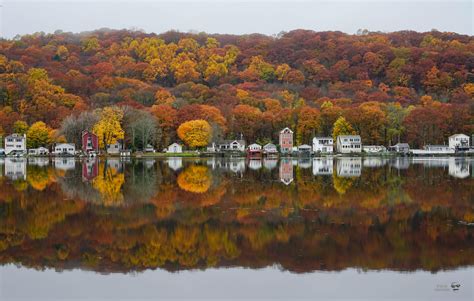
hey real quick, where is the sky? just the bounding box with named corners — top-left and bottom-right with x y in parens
top-left (0, 0), bottom-right (473, 38)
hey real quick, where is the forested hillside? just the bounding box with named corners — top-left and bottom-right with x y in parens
top-left (0, 29), bottom-right (473, 148)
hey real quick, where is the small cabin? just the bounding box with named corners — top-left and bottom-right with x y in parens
top-left (145, 144), bottom-right (155, 153)
top-left (362, 145), bottom-right (387, 153)
top-left (389, 143), bottom-right (410, 154)
top-left (297, 144), bottom-right (312, 156)
top-left (263, 143), bottom-right (278, 156)
top-left (54, 143), bottom-right (76, 156)
top-left (107, 141), bottom-right (123, 154)
top-left (28, 147), bottom-right (49, 156)
top-left (166, 143), bottom-right (183, 153)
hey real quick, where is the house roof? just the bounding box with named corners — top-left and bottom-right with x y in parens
top-left (220, 140), bottom-right (245, 145)
top-left (338, 135), bottom-right (361, 139)
top-left (298, 144), bottom-right (312, 149)
top-left (55, 143), bottom-right (75, 147)
top-left (248, 143), bottom-right (261, 147)
top-left (313, 137), bottom-right (333, 140)
top-left (449, 134), bottom-right (469, 138)
top-left (168, 142), bottom-right (182, 147)
top-left (263, 143), bottom-right (276, 148)
top-left (393, 143), bottom-right (409, 147)
top-left (5, 133), bottom-right (25, 139)
top-left (82, 130), bottom-right (97, 138)
top-left (280, 127), bottom-right (293, 134)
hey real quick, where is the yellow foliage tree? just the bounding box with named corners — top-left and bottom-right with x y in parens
top-left (93, 107), bottom-right (124, 149)
top-left (177, 119), bottom-right (212, 148)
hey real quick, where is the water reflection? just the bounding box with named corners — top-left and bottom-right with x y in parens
top-left (0, 156), bottom-right (472, 274)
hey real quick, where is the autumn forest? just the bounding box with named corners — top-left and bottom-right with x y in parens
top-left (0, 29), bottom-right (473, 149)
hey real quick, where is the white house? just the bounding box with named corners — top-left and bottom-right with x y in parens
top-left (248, 143), bottom-right (262, 152)
top-left (336, 135), bottom-right (362, 153)
top-left (145, 144), bottom-right (155, 153)
top-left (54, 143), bottom-right (76, 156)
top-left (263, 143), bottom-right (278, 155)
top-left (218, 140), bottom-right (246, 152)
top-left (388, 143), bottom-right (410, 154)
top-left (312, 137), bottom-right (333, 153)
top-left (107, 141), bottom-right (122, 154)
top-left (449, 134), bottom-right (470, 150)
top-left (167, 142), bottom-right (183, 153)
top-left (28, 147), bottom-right (49, 156)
top-left (4, 134), bottom-right (26, 155)
top-left (362, 145), bottom-right (387, 153)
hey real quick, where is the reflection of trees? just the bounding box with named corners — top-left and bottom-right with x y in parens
top-left (0, 160), bottom-right (473, 274)
top-left (92, 163), bottom-right (125, 206)
top-left (177, 165), bottom-right (212, 193)
top-left (27, 165), bottom-right (54, 191)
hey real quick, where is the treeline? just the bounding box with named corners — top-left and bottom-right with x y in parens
top-left (0, 29), bottom-right (473, 148)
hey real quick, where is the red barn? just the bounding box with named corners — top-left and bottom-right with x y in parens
top-left (82, 130), bottom-right (99, 153)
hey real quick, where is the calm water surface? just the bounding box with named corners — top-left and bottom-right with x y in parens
top-left (0, 156), bottom-right (473, 300)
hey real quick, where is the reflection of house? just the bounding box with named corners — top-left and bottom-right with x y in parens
top-left (54, 143), bottom-right (76, 156)
top-left (298, 158), bottom-right (312, 169)
top-left (389, 157), bottom-right (410, 170)
top-left (312, 158), bottom-right (333, 175)
top-left (449, 134), bottom-right (470, 150)
top-left (279, 159), bottom-right (294, 185)
top-left (82, 131), bottom-right (99, 153)
top-left (53, 157), bottom-right (76, 170)
top-left (227, 159), bottom-right (246, 173)
top-left (4, 158), bottom-right (26, 180)
top-left (363, 157), bottom-right (387, 168)
top-left (312, 137), bottom-right (333, 153)
top-left (167, 157), bottom-right (183, 171)
top-left (167, 142), bottom-right (183, 153)
top-left (336, 157), bottom-right (362, 177)
top-left (336, 135), bottom-right (362, 153)
top-left (82, 159), bottom-right (98, 181)
top-left (28, 147), bottom-right (49, 156)
top-left (388, 143), bottom-right (410, 154)
top-left (263, 143), bottom-right (278, 156)
top-left (263, 158), bottom-right (278, 170)
top-left (362, 145), bottom-right (387, 153)
top-left (4, 134), bottom-right (26, 155)
top-left (106, 159), bottom-right (122, 171)
top-left (279, 128), bottom-right (294, 154)
top-left (448, 158), bottom-right (470, 179)
top-left (248, 159), bottom-right (262, 170)
top-left (28, 157), bottom-right (50, 167)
